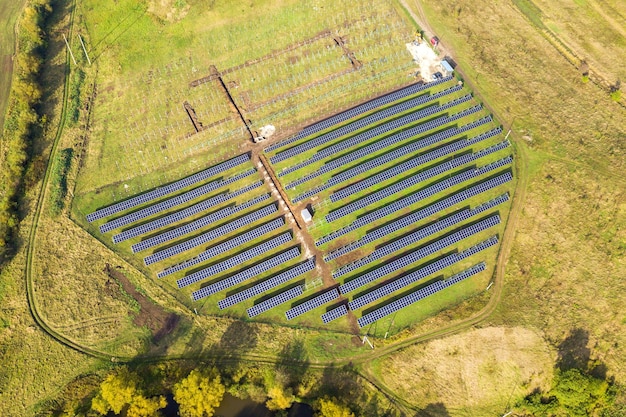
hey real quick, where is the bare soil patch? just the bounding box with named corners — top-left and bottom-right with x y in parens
top-left (104, 264), bottom-right (180, 344)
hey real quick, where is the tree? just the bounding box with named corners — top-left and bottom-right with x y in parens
top-left (91, 367), bottom-right (166, 416)
top-left (265, 385), bottom-right (295, 411)
top-left (316, 397), bottom-right (355, 417)
top-left (173, 369), bottom-right (225, 417)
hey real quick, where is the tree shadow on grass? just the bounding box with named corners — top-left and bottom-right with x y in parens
top-left (556, 327), bottom-right (590, 371)
top-left (415, 403), bottom-right (451, 417)
top-left (215, 320), bottom-right (259, 368)
top-left (276, 338), bottom-right (310, 390)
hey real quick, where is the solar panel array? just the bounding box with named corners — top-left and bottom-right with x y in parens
top-left (332, 137), bottom-right (508, 203)
top-left (176, 231), bottom-right (292, 288)
top-left (317, 172), bottom-right (512, 247)
top-left (99, 169), bottom-right (256, 233)
top-left (218, 258), bottom-right (316, 309)
top-left (265, 76), bottom-right (453, 153)
top-left (87, 154), bottom-right (250, 222)
top-left (339, 216), bottom-right (500, 294)
top-left (278, 98), bottom-right (478, 176)
top-left (325, 155), bottom-right (512, 223)
top-left (192, 247), bottom-right (300, 300)
top-left (321, 304), bottom-right (348, 324)
top-left (328, 192), bottom-right (509, 263)
top-left (357, 262), bottom-right (486, 327)
top-left (113, 181), bottom-right (263, 243)
top-left (290, 119), bottom-right (496, 202)
top-left (135, 193), bottom-right (271, 254)
top-left (285, 288), bottom-right (340, 320)
top-left (158, 218), bottom-right (285, 276)
top-left (346, 236), bottom-right (498, 310)
top-left (247, 285), bottom-right (304, 318)
top-left (271, 86), bottom-right (463, 165)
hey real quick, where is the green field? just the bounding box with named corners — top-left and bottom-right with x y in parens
top-left (0, 0), bottom-right (26, 131)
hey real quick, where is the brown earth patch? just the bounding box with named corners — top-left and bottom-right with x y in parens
top-left (104, 264), bottom-right (180, 344)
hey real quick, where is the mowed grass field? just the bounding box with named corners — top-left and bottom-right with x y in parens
top-left (0, 0), bottom-right (26, 132)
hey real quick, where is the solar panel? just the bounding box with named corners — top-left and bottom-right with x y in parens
top-left (247, 285), bottom-right (303, 318)
top-left (291, 121), bottom-right (497, 203)
top-left (113, 181), bottom-right (263, 243)
top-left (134, 194), bottom-right (271, 254)
top-left (191, 247), bottom-right (300, 300)
top-left (338, 216), bottom-right (500, 292)
top-left (345, 237), bottom-right (498, 310)
top-left (278, 98), bottom-right (479, 176)
top-left (327, 192), bottom-right (509, 262)
top-left (99, 169), bottom-right (256, 233)
top-left (218, 258), bottom-right (316, 309)
top-left (321, 304), bottom-right (348, 324)
top-left (176, 231), bottom-right (292, 288)
top-left (157, 217), bottom-right (285, 274)
top-left (325, 142), bottom-right (508, 223)
top-left (326, 155), bottom-right (512, 223)
top-left (331, 139), bottom-right (509, 203)
top-left (87, 154), bottom-right (250, 222)
top-left (271, 85), bottom-right (463, 164)
top-left (315, 170), bottom-right (512, 247)
top-left (265, 76), bottom-right (453, 153)
top-left (357, 262), bottom-right (486, 327)
top-left (285, 288), bottom-right (340, 320)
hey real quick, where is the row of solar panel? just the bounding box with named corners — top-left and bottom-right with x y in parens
top-left (100, 169), bottom-right (256, 233)
top-left (339, 216), bottom-right (500, 295)
top-left (113, 181), bottom-right (264, 243)
top-left (137, 194), bottom-right (272, 256)
top-left (347, 237), bottom-right (498, 310)
top-left (316, 171), bottom-right (513, 246)
top-left (321, 305), bottom-right (349, 323)
top-left (271, 84), bottom-right (462, 164)
top-left (219, 258), bottom-right (316, 309)
top-left (264, 76), bottom-right (453, 152)
top-left (357, 262), bottom-right (486, 327)
top-left (192, 247), bottom-right (301, 300)
top-left (177, 231), bottom-right (292, 288)
top-left (329, 192), bottom-right (509, 266)
top-left (285, 288), bottom-right (340, 320)
top-left (279, 96), bottom-right (476, 176)
top-left (158, 218), bottom-right (285, 277)
top-left (247, 285), bottom-right (303, 318)
top-left (290, 118), bottom-right (495, 203)
top-left (325, 154), bottom-right (512, 223)
top-left (331, 132), bottom-right (506, 203)
top-left (87, 154), bottom-right (250, 222)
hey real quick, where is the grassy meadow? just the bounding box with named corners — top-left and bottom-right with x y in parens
top-left (0, 0), bottom-right (26, 131)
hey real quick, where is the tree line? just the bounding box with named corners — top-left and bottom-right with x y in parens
top-left (0, 0), bottom-right (52, 261)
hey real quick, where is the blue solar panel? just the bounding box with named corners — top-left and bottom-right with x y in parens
top-left (87, 154), bottom-right (250, 222)
top-left (99, 169), bottom-right (256, 233)
top-left (157, 217), bottom-right (285, 275)
top-left (278, 98), bottom-right (479, 176)
top-left (315, 170), bottom-right (512, 247)
top-left (285, 288), bottom-right (340, 320)
top-left (113, 181), bottom-right (263, 243)
top-left (326, 155), bottom-right (512, 223)
top-left (345, 236), bottom-right (498, 310)
top-left (134, 194), bottom-right (271, 254)
top-left (176, 231), bottom-right (292, 288)
top-left (290, 120), bottom-right (497, 202)
top-left (247, 285), bottom-right (303, 318)
top-left (338, 216), bottom-right (500, 293)
top-left (357, 262), bottom-right (486, 327)
top-left (218, 258), bottom-right (316, 309)
top-left (265, 76), bottom-right (454, 153)
top-left (321, 304), bottom-right (348, 324)
top-left (327, 192), bottom-right (509, 263)
top-left (271, 85), bottom-right (462, 165)
top-left (191, 247), bottom-right (300, 300)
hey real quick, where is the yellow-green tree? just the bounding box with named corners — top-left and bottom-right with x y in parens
top-left (91, 367), bottom-right (166, 416)
top-left (265, 385), bottom-right (295, 411)
top-left (173, 369), bottom-right (225, 417)
top-left (316, 397), bottom-right (355, 417)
